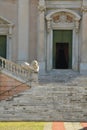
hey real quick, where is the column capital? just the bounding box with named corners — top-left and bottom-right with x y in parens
top-left (81, 6), bottom-right (87, 13)
top-left (38, 0), bottom-right (46, 12)
top-left (38, 5), bottom-right (46, 12)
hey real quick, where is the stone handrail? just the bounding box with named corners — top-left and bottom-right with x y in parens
top-left (0, 56), bottom-right (39, 86)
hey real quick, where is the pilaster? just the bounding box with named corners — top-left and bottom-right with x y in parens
top-left (37, 0), bottom-right (46, 72)
top-left (18, 0), bottom-right (29, 63)
top-left (80, 0), bottom-right (87, 74)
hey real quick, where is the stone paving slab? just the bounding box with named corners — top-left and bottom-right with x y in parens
top-left (44, 123), bottom-right (52, 130)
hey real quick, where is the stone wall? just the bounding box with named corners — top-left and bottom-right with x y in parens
top-left (0, 73), bottom-right (29, 100)
top-left (0, 0), bottom-right (18, 61)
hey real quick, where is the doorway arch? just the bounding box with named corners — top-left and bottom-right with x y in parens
top-left (46, 9), bottom-right (81, 71)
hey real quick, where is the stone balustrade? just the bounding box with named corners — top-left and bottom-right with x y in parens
top-left (0, 56), bottom-right (39, 86)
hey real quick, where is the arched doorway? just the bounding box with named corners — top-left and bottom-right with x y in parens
top-left (46, 9), bottom-right (81, 71)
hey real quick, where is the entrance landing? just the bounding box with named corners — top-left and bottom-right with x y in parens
top-left (39, 70), bottom-right (80, 85)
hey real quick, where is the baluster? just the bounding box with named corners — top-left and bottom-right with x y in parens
top-left (5, 61), bottom-right (7, 69)
top-left (12, 65), bottom-right (15, 73)
top-left (0, 58), bottom-right (3, 68)
top-left (25, 70), bottom-right (29, 79)
top-left (19, 67), bottom-right (21, 77)
top-left (27, 70), bottom-right (31, 81)
top-left (0, 58), bottom-right (2, 68)
top-left (10, 63), bottom-right (12, 72)
top-left (8, 62), bottom-right (10, 71)
top-left (19, 67), bottom-right (23, 77)
top-left (21, 69), bottom-right (25, 79)
top-left (23, 70), bottom-right (26, 79)
top-left (7, 61), bottom-right (10, 70)
top-left (15, 66), bottom-right (19, 75)
top-left (2, 59), bottom-right (4, 68)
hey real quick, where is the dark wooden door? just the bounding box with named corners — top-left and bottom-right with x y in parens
top-left (56, 43), bottom-right (69, 69)
top-left (53, 30), bottom-right (72, 69)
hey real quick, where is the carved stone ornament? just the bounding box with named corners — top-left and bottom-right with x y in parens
top-left (38, 0), bottom-right (46, 12)
top-left (47, 18), bottom-right (52, 32)
top-left (46, 9), bottom-right (81, 33)
top-left (38, 5), bottom-right (46, 12)
top-left (22, 60), bottom-right (39, 73)
top-left (81, 6), bottom-right (87, 12)
top-left (53, 13), bottom-right (73, 23)
top-left (75, 20), bottom-right (80, 33)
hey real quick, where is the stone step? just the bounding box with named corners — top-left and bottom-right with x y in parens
top-left (0, 70), bottom-right (87, 121)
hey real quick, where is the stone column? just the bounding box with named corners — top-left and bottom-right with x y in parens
top-left (80, 1), bottom-right (87, 74)
top-left (18, 0), bottom-right (29, 64)
top-left (37, 0), bottom-right (46, 73)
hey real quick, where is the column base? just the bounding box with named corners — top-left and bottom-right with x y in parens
top-left (80, 63), bottom-right (87, 75)
top-left (38, 62), bottom-right (46, 74)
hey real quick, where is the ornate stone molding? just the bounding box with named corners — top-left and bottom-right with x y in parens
top-left (74, 20), bottom-right (80, 33)
top-left (46, 9), bottom-right (81, 33)
top-left (0, 16), bottom-right (14, 35)
top-left (52, 13), bottom-right (73, 24)
top-left (38, 0), bottom-right (46, 12)
top-left (47, 18), bottom-right (52, 32)
top-left (81, 6), bottom-right (87, 12)
top-left (38, 5), bottom-right (46, 12)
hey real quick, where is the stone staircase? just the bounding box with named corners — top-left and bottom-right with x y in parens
top-left (0, 70), bottom-right (87, 121)
top-left (0, 56), bottom-right (39, 100)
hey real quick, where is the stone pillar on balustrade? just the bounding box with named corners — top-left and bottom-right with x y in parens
top-left (37, 0), bottom-right (46, 73)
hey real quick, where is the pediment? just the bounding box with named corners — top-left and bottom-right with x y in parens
top-left (46, 9), bottom-right (81, 32)
top-left (46, 9), bottom-right (81, 21)
top-left (0, 16), bottom-right (14, 35)
top-left (0, 16), bottom-right (13, 26)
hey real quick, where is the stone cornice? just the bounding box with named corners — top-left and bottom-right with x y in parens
top-left (46, 1), bottom-right (82, 9)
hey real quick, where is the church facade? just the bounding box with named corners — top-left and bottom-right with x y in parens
top-left (0, 0), bottom-right (87, 74)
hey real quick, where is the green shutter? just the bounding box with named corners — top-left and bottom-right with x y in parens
top-left (0, 35), bottom-right (7, 58)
